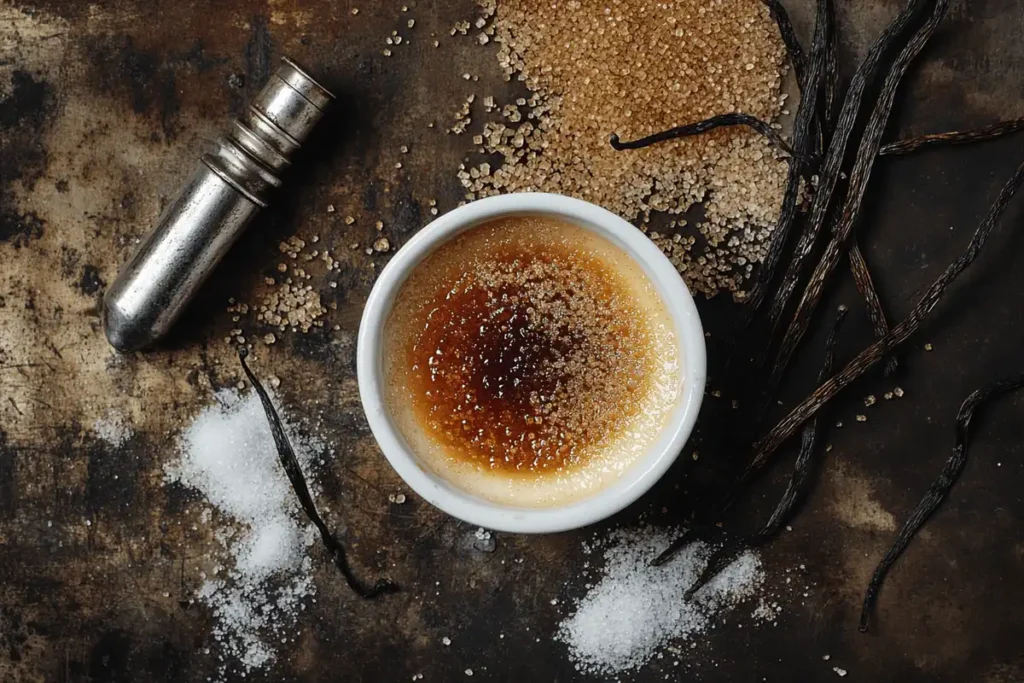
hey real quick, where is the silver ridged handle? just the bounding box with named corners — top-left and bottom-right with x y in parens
top-left (103, 57), bottom-right (333, 351)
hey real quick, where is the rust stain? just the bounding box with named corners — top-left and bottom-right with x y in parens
top-left (827, 461), bottom-right (897, 532)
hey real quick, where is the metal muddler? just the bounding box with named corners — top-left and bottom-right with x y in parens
top-left (102, 57), bottom-right (334, 351)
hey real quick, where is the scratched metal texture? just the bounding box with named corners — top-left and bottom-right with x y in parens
top-left (1, 0), bottom-right (1024, 681)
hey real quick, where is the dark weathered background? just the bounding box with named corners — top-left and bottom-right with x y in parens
top-left (2, 0), bottom-right (1024, 680)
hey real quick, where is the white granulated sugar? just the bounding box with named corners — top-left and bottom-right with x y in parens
top-left (751, 597), bottom-right (782, 623)
top-left (557, 527), bottom-right (767, 675)
top-left (93, 414), bottom-right (132, 448)
top-left (166, 388), bottom-right (324, 674)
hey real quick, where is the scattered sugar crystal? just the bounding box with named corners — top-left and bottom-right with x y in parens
top-left (93, 414), bottom-right (132, 449)
top-left (751, 598), bottom-right (781, 622)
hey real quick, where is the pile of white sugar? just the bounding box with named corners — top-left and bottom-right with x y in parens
top-left (558, 527), bottom-right (777, 675)
top-left (166, 388), bottom-right (324, 674)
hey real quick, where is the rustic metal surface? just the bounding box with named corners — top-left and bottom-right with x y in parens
top-left (2, 0), bottom-right (1024, 681)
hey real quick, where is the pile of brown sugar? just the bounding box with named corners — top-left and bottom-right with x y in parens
top-left (462, 0), bottom-right (790, 298)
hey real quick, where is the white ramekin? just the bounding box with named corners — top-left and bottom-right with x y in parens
top-left (357, 193), bottom-right (706, 533)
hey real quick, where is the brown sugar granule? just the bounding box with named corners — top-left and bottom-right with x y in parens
top-left (278, 236), bottom-right (305, 258)
top-left (223, 237), bottom-right (332, 334)
top-left (256, 280), bottom-right (327, 333)
top-left (462, 0), bottom-right (789, 298)
top-left (449, 96), bottom-right (474, 135)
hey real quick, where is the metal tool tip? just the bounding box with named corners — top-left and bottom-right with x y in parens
top-left (102, 299), bottom-right (151, 352)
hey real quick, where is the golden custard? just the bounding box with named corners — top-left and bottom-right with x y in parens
top-left (383, 215), bottom-right (682, 507)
